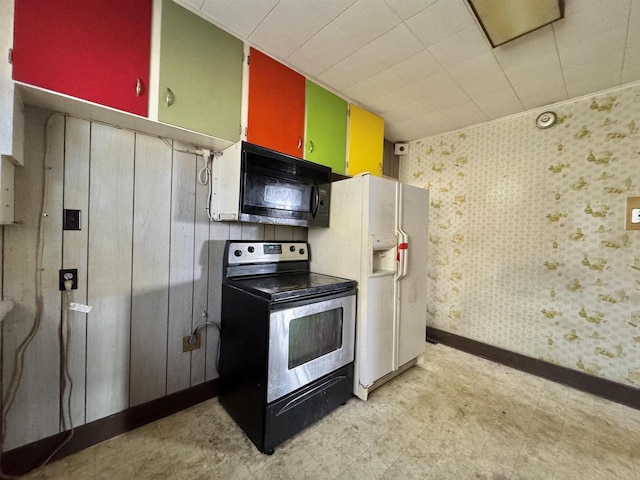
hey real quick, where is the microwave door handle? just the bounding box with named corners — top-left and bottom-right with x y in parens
top-left (311, 184), bottom-right (320, 218)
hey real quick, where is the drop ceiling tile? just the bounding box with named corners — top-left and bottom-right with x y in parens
top-left (460, 72), bottom-right (512, 99)
top-left (343, 48), bottom-right (443, 104)
top-left (415, 70), bottom-right (458, 97)
top-left (317, 48), bottom-right (387, 91)
top-left (382, 123), bottom-right (403, 141)
top-left (447, 52), bottom-right (503, 86)
top-left (558, 33), bottom-right (627, 69)
top-left (553, 0), bottom-right (631, 49)
top-left (492, 26), bottom-right (557, 69)
top-left (365, 72), bottom-right (448, 113)
top-left (391, 50), bottom-right (443, 83)
top-left (313, 0), bottom-right (358, 21)
top-left (503, 52), bottom-right (562, 85)
top-left (416, 110), bottom-right (457, 135)
top-left (563, 53), bottom-right (625, 98)
top-left (200, 0), bottom-right (278, 37)
top-left (426, 86), bottom-right (470, 110)
top-left (564, 0), bottom-right (604, 15)
top-left (367, 84), bottom-right (425, 113)
top-left (622, 45), bottom-right (640, 83)
top-left (342, 68), bottom-right (404, 103)
top-left (249, 0), bottom-right (334, 58)
top-left (332, 0), bottom-right (402, 48)
top-left (287, 23), bottom-right (361, 76)
top-left (384, 0), bottom-right (437, 20)
top-left (565, 70), bottom-right (623, 99)
top-left (428, 26), bottom-right (491, 68)
top-left (381, 108), bottom-right (411, 126)
top-left (366, 93), bottom-right (409, 114)
top-left (512, 71), bottom-right (567, 110)
top-left (628, 0), bottom-right (640, 46)
top-left (387, 111), bottom-right (454, 142)
top-left (358, 24), bottom-right (424, 69)
top-left (557, 40), bottom-right (626, 94)
top-left (405, 0), bottom-right (476, 47)
top-left (388, 99), bottom-right (438, 123)
top-left (179, 0), bottom-right (205, 10)
top-left (440, 101), bottom-right (488, 129)
top-left (473, 88), bottom-right (524, 120)
top-left (389, 100), bottom-right (438, 120)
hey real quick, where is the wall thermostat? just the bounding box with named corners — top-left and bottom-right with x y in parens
top-left (536, 111), bottom-right (557, 129)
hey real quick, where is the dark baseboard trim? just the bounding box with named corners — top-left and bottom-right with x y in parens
top-left (1, 379), bottom-right (219, 477)
top-left (427, 327), bottom-right (640, 411)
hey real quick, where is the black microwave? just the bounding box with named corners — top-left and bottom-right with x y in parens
top-left (211, 142), bottom-right (331, 228)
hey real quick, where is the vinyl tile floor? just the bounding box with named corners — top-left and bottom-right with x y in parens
top-left (22, 343), bottom-right (640, 479)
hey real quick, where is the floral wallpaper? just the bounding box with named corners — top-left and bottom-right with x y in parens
top-left (401, 82), bottom-right (640, 388)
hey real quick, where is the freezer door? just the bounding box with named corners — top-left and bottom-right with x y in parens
top-left (358, 176), bottom-right (397, 387)
top-left (396, 183), bottom-right (429, 367)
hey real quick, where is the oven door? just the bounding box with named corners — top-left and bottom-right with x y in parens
top-left (267, 290), bottom-right (356, 403)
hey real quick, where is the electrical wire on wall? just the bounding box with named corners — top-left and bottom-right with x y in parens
top-left (188, 320), bottom-right (222, 372)
top-left (159, 138), bottom-right (221, 220)
top-left (0, 113), bottom-right (74, 479)
top-left (0, 111), bottom-right (220, 477)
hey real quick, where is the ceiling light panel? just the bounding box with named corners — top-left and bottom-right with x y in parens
top-left (468, 0), bottom-right (564, 47)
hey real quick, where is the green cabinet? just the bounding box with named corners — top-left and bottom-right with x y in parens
top-left (304, 81), bottom-right (347, 174)
top-left (158, 0), bottom-right (243, 141)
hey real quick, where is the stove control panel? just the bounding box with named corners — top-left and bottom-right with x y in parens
top-left (227, 241), bottom-right (309, 265)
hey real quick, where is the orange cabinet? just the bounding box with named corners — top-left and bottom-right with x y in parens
top-left (247, 48), bottom-right (305, 157)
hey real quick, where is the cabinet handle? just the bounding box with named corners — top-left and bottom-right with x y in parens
top-left (165, 88), bottom-right (174, 107)
top-left (135, 78), bottom-right (142, 97)
top-left (309, 140), bottom-right (314, 153)
top-left (297, 137), bottom-right (302, 149)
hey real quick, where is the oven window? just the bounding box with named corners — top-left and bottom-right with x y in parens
top-left (288, 308), bottom-right (343, 369)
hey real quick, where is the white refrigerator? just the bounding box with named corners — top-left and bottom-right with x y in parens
top-left (308, 174), bottom-right (429, 400)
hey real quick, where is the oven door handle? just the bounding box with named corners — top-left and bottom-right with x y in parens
top-left (311, 184), bottom-right (320, 218)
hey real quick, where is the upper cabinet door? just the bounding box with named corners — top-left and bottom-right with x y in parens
top-left (247, 48), bottom-right (305, 157)
top-left (158, 0), bottom-right (243, 140)
top-left (347, 105), bottom-right (384, 177)
top-left (13, 0), bottom-right (152, 116)
top-left (305, 81), bottom-right (347, 174)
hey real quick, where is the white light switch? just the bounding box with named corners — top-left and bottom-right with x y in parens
top-left (633, 208), bottom-right (640, 224)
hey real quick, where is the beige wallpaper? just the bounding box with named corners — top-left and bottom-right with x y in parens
top-left (401, 82), bottom-right (640, 388)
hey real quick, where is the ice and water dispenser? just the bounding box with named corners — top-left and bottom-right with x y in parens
top-left (369, 234), bottom-right (397, 276)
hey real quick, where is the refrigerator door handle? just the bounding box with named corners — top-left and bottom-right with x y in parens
top-left (401, 231), bottom-right (408, 278)
top-left (396, 184), bottom-right (409, 281)
top-left (396, 230), bottom-right (408, 280)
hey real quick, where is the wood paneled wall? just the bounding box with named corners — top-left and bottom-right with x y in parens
top-left (382, 139), bottom-right (399, 180)
top-left (1, 107), bottom-right (307, 451)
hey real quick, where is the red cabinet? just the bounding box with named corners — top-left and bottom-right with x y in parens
top-left (247, 48), bottom-right (305, 157)
top-left (13, 0), bottom-right (152, 116)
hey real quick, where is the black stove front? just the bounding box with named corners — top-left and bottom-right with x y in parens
top-left (218, 241), bottom-right (356, 454)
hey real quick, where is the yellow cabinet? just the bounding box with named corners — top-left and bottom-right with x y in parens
top-left (347, 104), bottom-right (384, 177)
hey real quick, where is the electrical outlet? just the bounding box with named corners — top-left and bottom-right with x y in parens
top-left (183, 333), bottom-right (201, 352)
top-left (59, 269), bottom-right (78, 291)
